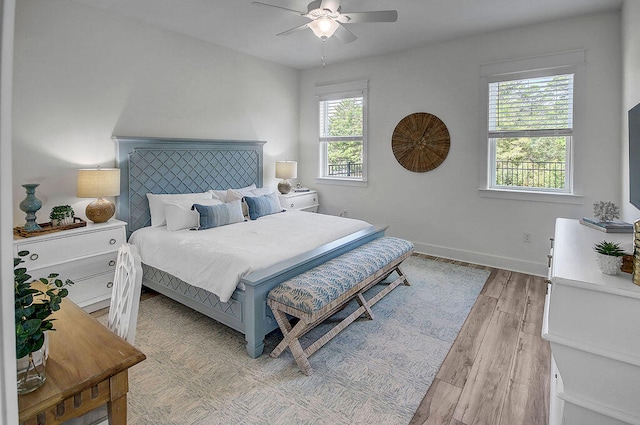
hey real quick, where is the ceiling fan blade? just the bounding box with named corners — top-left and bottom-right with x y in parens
top-left (276, 23), bottom-right (310, 36)
top-left (251, 2), bottom-right (306, 16)
top-left (319, 0), bottom-right (341, 13)
top-left (339, 10), bottom-right (398, 23)
top-left (333, 23), bottom-right (357, 43)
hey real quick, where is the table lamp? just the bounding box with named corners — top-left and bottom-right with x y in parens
top-left (77, 168), bottom-right (120, 223)
top-left (275, 161), bottom-right (297, 194)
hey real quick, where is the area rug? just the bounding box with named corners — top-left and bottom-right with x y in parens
top-left (123, 256), bottom-right (490, 425)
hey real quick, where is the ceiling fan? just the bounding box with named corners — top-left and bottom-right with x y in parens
top-left (252, 0), bottom-right (398, 43)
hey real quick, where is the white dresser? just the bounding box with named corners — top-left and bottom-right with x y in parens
top-left (544, 218), bottom-right (640, 425)
top-left (278, 190), bottom-right (319, 212)
top-left (14, 219), bottom-right (127, 312)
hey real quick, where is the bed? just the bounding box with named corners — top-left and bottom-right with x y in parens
top-left (114, 136), bottom-right (386, 358)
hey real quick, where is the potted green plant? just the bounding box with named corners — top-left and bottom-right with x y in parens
top-left (594, 240), bottom-right (626, 275)
top-left (49, 205), bottom-right (75, 226)
top-left (15, 250), bottom-right (73, 394)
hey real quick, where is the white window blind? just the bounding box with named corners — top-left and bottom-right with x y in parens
top-left (488, 74), bottom-right (574, 137)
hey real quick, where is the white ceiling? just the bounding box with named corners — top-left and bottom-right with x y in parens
top-left (71, 0), bottom-right (623, 70)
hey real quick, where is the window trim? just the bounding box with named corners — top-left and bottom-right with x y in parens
top-left (314, 80), bottom-right (368, 184)
top-left (479, 50), bottom-right (585, 198)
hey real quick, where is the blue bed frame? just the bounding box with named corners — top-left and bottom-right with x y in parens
top-left (114, 136), bottom-right (385, 358)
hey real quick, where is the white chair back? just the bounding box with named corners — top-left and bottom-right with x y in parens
top-left (63, 244), bottom-right (143, 425)
top-left (107, 243), bottom-right (143, 344)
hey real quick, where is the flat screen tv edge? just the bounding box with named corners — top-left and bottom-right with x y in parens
top-left (629, 101), bottom-right (640, 210)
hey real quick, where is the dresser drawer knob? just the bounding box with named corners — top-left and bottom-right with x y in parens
top-left (109, 238), bottom-right (117, 245)
top-left (30, 253), bottom-right (39, 261)
top-left (290, 203), bottom-right (295, 208)
top-left (109, 260), bottom-right (116, 267)
top-left (106, 282), bottom-right (113, 288)
top-left (313, 197), bottom-right (316, 202)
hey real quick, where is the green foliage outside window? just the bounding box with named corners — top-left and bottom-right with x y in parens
top-left (495, 137), bottom-right (567, 188)
top-left (327, 98), bottom-right (363, 166)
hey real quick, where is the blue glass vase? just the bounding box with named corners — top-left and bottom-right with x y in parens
top-left (20, 183), bottom-right (42, 232)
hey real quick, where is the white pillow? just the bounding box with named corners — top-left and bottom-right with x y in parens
top-left (211, 189), bottom-right (227, 202)
top-left (225, 189), bottom-right (243, 203)
top-left (164, 199), bottom-right (223, 231)
top-left (225, 188), bottom-right (254, 217)
top-left (147, 192), bottom-right (212, 227)
top-left (236, 183), bottom-right (257, 193)
top-left (210, 184), bottom-right (257, 203)
top-left (250, 187), bottom-right (274, 197)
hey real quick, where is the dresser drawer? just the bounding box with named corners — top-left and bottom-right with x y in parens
top-left (67, 273), bottom-right (114, 309)
top-left (15, 227), bottom-right (124, 270)
top-left (299, 204), bottom-right (319, 213)
top-left (29, 252), bottom-right (118, 282)
top-left (281, 193), bottom-right (318, 210)
top-left (548, 282), bottom-right (640, 355)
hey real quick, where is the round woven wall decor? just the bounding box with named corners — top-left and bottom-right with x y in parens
top-left (391, 112), bottom-right (450, 172)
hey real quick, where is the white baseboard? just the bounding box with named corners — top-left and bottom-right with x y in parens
top-left (413, 241), bottom-right (548, 277)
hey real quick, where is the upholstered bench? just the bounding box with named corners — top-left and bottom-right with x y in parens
top-left (267, 236), bottom-right (414, 375)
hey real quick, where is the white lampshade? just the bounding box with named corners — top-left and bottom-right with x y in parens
top-left (275, 161), bottom-right (297, 180)
top-left (308, 17), bottom-right (339, 39)
top-left (77, 168), bottom-right (121, 198)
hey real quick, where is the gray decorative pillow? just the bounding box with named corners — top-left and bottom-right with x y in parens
top-left (191, 199), bottom-right (245, 230)
top-left (244, 192), bottom-right (283, 220)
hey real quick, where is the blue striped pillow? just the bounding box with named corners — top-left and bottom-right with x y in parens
top-left (245, 192), bottom-right (283, 220)
top-left (191, 199), bottom-right (245, 230)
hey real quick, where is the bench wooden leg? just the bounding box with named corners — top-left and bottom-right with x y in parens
top-left (288, 327), bottom-right (313, 376)
top-left (270, 309), bottom-right (299, 358)
top-left (365, 267), bottom-right (410, 309)
top-left (356, 293), bottom-right (374, 320)
top-left (270, 309), bottom-right (314, 375)
top-left (304, 301), bottom-right (371, 359)
top-left (397, 267), bottom-right (411, 286)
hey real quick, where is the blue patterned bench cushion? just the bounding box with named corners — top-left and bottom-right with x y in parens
top-left (268, 237), bottom-right (413, 314)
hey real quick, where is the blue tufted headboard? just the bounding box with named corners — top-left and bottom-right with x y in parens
top-left (114, 136), bottom-right (265, 237)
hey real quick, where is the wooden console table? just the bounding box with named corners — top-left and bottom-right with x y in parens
top-left (18, 297), bottom-right (145, 424)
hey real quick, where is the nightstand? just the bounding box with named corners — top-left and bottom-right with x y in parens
top-left (278, 190), bottom-right (319, 212)
top-left (13, 219), bottom-right (127, 312)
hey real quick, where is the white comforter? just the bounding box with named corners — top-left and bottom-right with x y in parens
top-left (129, 210), bottom-right (372, 302)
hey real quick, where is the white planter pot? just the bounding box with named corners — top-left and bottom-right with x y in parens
top-left (596, 253), bottom-right (623, 275)
top-left (52, 216), bottom-right (73, 226)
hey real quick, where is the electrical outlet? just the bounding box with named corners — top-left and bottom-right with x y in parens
top-left (523, 232), bottom-right (532, 243)
top-left (339, 210), bottom-right (348, 217)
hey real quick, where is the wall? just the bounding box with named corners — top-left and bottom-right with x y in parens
top-left (621, 2), bottom-right (640, 222)
top-left (12, 0), bottom-right (300, 226)
top-left (1, 0), bottom-right (18, 421)
top-left (300, 12), bottom-right (622, 275)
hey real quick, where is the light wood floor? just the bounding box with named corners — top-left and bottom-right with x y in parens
top-left (410, 254), bottom-right (550, 425)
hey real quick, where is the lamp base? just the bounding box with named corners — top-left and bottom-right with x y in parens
top-left (278, 180), bottom-right (292, 194)
top-left (86, 197), bottom-right (115, 223)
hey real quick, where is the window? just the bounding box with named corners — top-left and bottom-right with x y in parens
top-left (488, 72), bottom-right (574, 192)
top-left (316, 81), bottom-right (368, 183)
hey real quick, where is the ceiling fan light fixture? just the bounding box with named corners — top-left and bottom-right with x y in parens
top-left (308, 17), bottom-right (339, 39)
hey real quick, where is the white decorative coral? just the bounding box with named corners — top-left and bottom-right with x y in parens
top-left (593, 201), bottom-right (620, 222)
